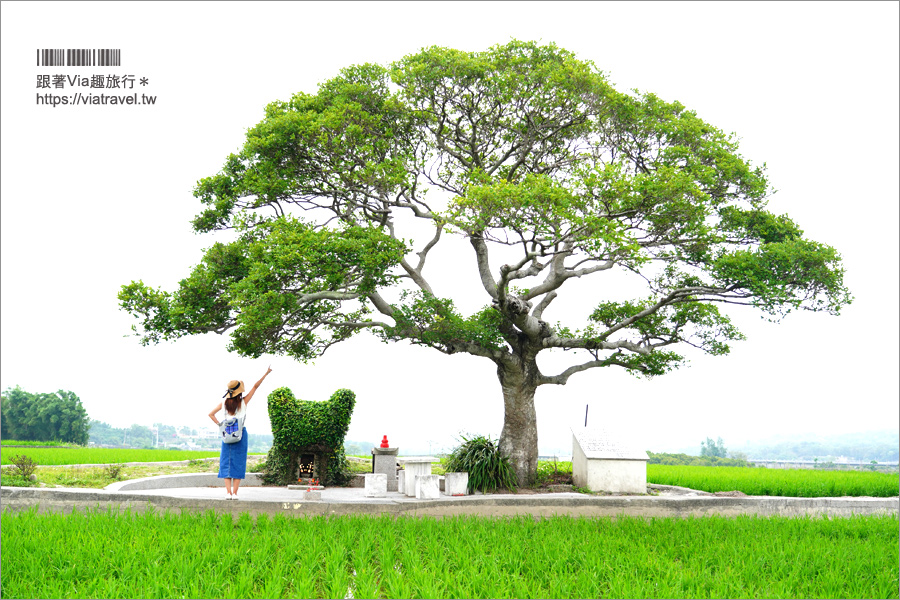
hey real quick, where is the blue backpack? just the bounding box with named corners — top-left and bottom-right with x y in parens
top-left (219, 412), bottom-right (246, 444)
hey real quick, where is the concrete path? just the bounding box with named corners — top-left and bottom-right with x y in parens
top-left (2, 478), bottom-right (897, 519)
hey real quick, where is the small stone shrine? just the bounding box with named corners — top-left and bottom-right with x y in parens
top-left (371, 436), bottom-right (399, 492)
top-left (571, 427), bottom-right (649, 494)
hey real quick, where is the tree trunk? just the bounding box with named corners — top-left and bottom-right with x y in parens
top-left (497, 356), bottom-right (539, 487)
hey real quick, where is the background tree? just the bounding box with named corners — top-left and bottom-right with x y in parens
top-left (124, 424), bottom-right (154, 449)
top-left (1, 386), bottom-right (90, 445)
top-left (700, 436), bottom-right (728, 458)
top-left (153, 423), bottom-right (178, 447)
top-left (119, 41), bottom-right (851, 485)
top-left (1, 386), bottom-right (31, 439)
top-left (88, 420), bottom-right (122, 446)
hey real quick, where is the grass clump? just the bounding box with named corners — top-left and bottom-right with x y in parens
top-left (444, 434), bottom-right (517, 493)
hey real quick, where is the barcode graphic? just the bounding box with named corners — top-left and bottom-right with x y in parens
top-left (37, 49), bottom-right (121, 67)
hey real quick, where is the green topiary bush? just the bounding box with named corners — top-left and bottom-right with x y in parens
top-left (444, 434), bottom-right (517, 494)
top-left (262, 387), bottom-right (355, 486)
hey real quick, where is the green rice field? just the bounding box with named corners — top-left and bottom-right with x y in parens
top-left (0, 448), bottom-right (247, 465)
top-left (1, 440), bottom-right (78, 447)
top-left (2, 509), bottom-right (896, 599)
top-left (647, 465), bottom-right (899, 498)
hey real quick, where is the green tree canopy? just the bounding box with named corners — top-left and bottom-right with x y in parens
top-left (119, 41), bottom-right (851, 484)
top-left (700, 436), bottom-right (728, 458)
top-left (1, 386), bottom-right (90, 445)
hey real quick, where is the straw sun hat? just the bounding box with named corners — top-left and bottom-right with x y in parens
top-left (223, 380), bottom-right (245, 399)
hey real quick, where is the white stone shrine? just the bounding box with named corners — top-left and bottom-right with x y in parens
top-left (571, 427), bottom-right (649, 494)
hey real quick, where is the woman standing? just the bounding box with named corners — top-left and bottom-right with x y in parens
top-left (208, 366), bottom-right (272, 500)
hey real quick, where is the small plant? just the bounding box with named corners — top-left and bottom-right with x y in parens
top-left (444, 434), bottom-right (517, 494)
top-left (9, 454), bottom-right (37, 479)
top-left (534, 459), bottom-right (573, 486)
top-left (103, 464), bottom-right (123, 480)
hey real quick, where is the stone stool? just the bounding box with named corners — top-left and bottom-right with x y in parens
top-left (415, 474), bottom-right (441, 499)
top-left (444, 472), bottom-right (469, 496)
top-left (364, 473), bottom-right (387, 498)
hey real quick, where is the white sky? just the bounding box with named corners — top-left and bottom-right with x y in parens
top-left (2, 1), bottom-right (898, 456)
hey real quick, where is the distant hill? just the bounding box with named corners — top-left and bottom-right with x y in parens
top-left (344, 440), bottom-right (378, 455)
top-left (733, 430), bottom-right (898, 462)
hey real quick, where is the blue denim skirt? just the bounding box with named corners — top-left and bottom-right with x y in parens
top-left (218, 428), bottom-right (248, 479)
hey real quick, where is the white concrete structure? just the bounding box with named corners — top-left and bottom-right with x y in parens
top-left (571, 427), bottom-right (649, 494)
top-left (364, 473), bottom-right (387, 498)
top-left (415, 474), bottom-right (441, 499)
top-left (444, 472), bottom-right (469, 496)
top-left (398, 457), bottom-right (437, 497)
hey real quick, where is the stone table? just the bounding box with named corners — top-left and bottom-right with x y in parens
top-left (397, 456), bottom-right (438, 497)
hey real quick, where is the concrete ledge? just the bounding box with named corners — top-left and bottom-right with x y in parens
top-left (399, 495), bottom-right (900, 519)
top-left (3, 486), bottom-right (896, 519)
top-left (648, 483), bottom-right (714, 496)
top-left (105, 473), bottom-right (265, 492)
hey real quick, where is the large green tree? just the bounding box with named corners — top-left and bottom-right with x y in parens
top-left (119, 41), bottom-right (851, 485)
top-left (1, 386), bottom-right (90, 445)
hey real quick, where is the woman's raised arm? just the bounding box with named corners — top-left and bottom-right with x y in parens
top-left (243, 366), bottom-right (273, 405)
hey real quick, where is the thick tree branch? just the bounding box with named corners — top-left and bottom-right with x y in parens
top-left (415, 222), bottom-right (444, 272)
top-left (439, 340), bottom-right (507, 361)
top-left (367, 292), bottom-right (395, 317)
top-left (399, 258), bottom-right (435, 295)
top-left (322, 319), bottom-right (392, 330)
top-left (523, 259), bottom-right (615, 301)
top-left (539, 354), bottom-right (647, 386)
top-left (387, 219), bottom-right (436, 295)
top-left (497, 252), bottom-right (540, 295)
top-left (470, 234), bottom-right (499, 299)
top-left (293, 290), bottom-right (360, 303)
top-left (542, 337), bottom-right (650, 354)
top-left (532, 291), bottom-right (557, 319)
